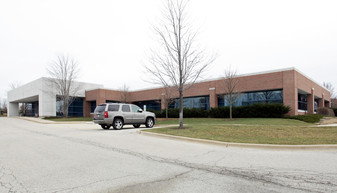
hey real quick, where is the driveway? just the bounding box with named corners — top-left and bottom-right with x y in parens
top-left (0, 117), bottom-right (336, 193)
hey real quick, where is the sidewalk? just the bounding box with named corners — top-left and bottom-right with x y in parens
top-left (16, 117), bottom-right (93, 124)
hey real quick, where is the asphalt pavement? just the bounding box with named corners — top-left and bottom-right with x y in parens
top-left (0, 117), bottom-right (336, 193)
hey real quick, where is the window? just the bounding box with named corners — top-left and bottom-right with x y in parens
top-left (122, 105), bottom-right (131, 112)
top-left (67, 98), bottom-right (83, 116)
top-left (298, 93), bottom-right (307, 111)
top-left (131, 105), bottom-right (141, 112)
top-left (133, 100), bottom-right (161, 111)
top-left (108, 105), bottom-right (119, 111)
top-left (218, 89), bottom-right (283, 107)
top-left (90, 101), bottom-right (96, 113)
top-left (94, 104), bottom-right (106, 112)
top-left (57, 97), bottom-right (84, 116)
top-left (169, 96), bottom-right (210, 110)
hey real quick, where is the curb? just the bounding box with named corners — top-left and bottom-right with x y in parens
top-left (140, 130), bottom-right (337, 150)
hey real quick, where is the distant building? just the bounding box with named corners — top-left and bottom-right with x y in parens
top-left (7, 68), bottom-right (331, 117)
top-left (7, 77), bottom-right (102, 117)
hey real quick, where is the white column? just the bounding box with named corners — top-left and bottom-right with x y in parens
top-left (39, 93), bottom-right (57, 117)
top-left (8, 102), bottom-right (19, 117)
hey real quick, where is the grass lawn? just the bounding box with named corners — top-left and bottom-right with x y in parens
top-left (43, 117), bottom-right (93, 122)
top-left (156, 118), bottom-right (313, 126)
top-left (149, 118), bottom-right (337, 145)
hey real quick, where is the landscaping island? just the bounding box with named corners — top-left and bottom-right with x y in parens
top-left (147, 118), bottom-right (337, 145)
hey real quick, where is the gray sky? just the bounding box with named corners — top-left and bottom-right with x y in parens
top-left (1, 0), bottom-right (336, 99)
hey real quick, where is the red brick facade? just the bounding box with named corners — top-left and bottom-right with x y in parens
top-left (84, 68), bottom-right (331, 117)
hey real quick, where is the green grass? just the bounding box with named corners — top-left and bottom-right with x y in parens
top-left (149, 118), bottom-right (337, 145)
top-left (43, 117), bottom-right (93, 122)
top-left (156, 118), bottom-right (313, 126)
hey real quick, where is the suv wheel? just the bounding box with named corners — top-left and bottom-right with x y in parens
top-left (133, 124), bottom-right (141, 128)
top-left (101, 124), bottom-right (111, 130)
top-left (145, 118), bottom-right (154, 128)
top-left (113, 118), bottom-right (124, 130)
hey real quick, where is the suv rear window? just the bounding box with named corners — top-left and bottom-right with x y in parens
top-left (108, 105), bottom-right (119, 111)
top-left (94, 104), bottom-right (106, 112)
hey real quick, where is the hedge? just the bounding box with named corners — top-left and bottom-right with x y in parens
top-left (333, 108), bottom-right (337, 117)
top-left (285, 114), bottom-right (324, 123)
top-left (209, 103), bottom-right (290, 118)
top-left (148, 103), bottom-right (290, 118)
top-left (148, 108), bottom-right (208, 118)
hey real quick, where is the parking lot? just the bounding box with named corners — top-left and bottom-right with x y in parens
top-left (0, 117), bottom-right (337, 193)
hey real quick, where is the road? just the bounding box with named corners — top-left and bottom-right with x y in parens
top-left (0, 117), bottom-right (336, 193)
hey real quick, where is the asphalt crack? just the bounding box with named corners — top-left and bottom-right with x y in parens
top-left (0, 165), bottom-right (29, 193)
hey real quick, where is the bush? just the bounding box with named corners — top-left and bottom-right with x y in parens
top-left (332, 108), bottom-right (337, 117)
top-left (285, 114), bottom-right (324, 123)
top-left (147, 108), bottom-right (208, 118)
top-left (150, 104), bottom-right (290, 119)
top-left (316, 108), bottom-right (335, 117)
top-left (209, 103), bottom-right (290, 118)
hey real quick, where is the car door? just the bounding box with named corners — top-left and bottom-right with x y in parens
top-left (121, 104), bottom-right (133, 124)
top-left (131, 105), bottom-right (145, 123)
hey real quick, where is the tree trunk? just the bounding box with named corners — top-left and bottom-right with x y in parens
top-left (165, 107), bottom-right (168, 120)
top-left (64, 99), bottom-right (69, 118)
top-left (179, 90), bottom-right (183, 128)
top-left (230, 104), bottom-right (232, 119)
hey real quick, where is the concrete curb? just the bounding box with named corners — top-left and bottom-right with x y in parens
top-left (140, 130), bottom-right (337, 150)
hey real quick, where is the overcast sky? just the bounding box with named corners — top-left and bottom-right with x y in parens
top-left (1, 0), bottom-right (336, 99)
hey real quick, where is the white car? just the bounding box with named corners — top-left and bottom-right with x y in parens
top-left (93, 103), bottom-right (156, 130)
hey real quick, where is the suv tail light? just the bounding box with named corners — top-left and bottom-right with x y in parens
top-left (104, 111), bottom-right (108, 118)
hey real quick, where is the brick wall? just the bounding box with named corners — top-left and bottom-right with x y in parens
top-left (84, 69), bottom-right (331, 116)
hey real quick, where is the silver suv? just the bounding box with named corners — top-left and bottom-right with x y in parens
top-left (93, 103), bottom-right (156, 130)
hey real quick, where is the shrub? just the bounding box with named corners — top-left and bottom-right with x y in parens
top-left (316, 108), bottom-right (335, 117)
top-left (150, 104), bottom-right (290, 119)
top-left (209, 103), bottom-right (290, 118)
top-left (146, 109), bottom-right (162, 118)
top-left (285, 114), bottom-right (324, 123)
top-left (148, 108), bottom-right (208, 118)
top-left (332, 108), bottom-right (337, 117)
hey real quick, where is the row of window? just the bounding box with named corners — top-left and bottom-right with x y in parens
top-left (57, 89), bottom-right (327, 116)
top-left (218, 90), bottom-right (283, 107)
top-left (89, 89), bottom-right (285, 113)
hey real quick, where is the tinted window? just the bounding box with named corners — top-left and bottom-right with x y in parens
top-left (122, 105), bottom-right (131, 112)
top-left (131, 105), bottom-right (141, 112)
top-left (108, 105), bottom-right (119, 111)
top-left (94, 104), bottom-right (106, 112)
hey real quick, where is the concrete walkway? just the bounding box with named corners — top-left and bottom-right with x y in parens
top-left (16, 117), bottom-right (93, 124)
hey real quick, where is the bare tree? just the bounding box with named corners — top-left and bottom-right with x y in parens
top-left (119, 84), bottom-right (130, 103)
top-left (223, 67), bottom-right (240, 119)
top-left (323, 82), bottom-right (336, 99)
top-left (161, 86), bottom-right (176, 119)
top-left (0, 98), bottom-right (7, 115)
top-left (145, 0), bottom-right (214, 128)
top-left (9, 81), bottom-right (21, 90)
top-left (47, 55), bottom-right (80, 117)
